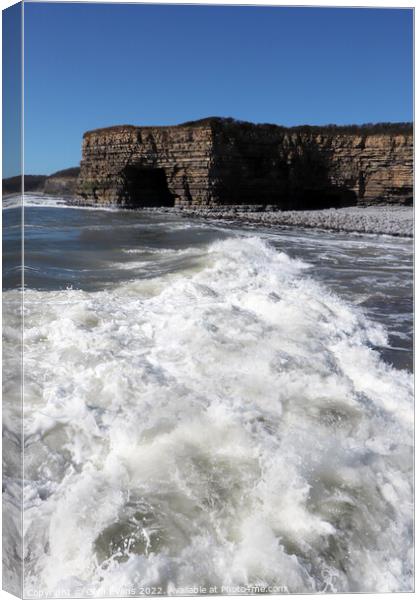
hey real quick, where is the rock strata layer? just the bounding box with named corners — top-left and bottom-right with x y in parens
top-left (76, 118), bottom-right (413, 209)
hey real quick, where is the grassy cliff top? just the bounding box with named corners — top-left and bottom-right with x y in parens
top-left (84, 117), bottom-right (413, 138)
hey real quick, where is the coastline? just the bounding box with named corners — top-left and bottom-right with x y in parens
top-left (18, 194), bottom-right (414, 238)
top-left (172, 205), bottom-right (414, 238)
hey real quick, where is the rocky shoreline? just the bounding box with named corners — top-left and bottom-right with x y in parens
top-left (16, 194), bottom-right (414, 238)
top-left (172, 205), bottom-right (414, 237)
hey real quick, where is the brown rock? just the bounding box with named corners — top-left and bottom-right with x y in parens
top-left (76, 118), bottom-right (413, 208)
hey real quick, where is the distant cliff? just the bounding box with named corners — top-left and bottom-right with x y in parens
top-left (2, 167), bottom-right (80, 196)
top-left (42, 167), bottom-right (80, 195)
top-left (2, 174), bottom-right (45, 195)
top-left (74, 118), bottom-right (411, 209)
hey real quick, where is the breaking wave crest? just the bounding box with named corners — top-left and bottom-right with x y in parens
top-left (17, 236), bottom-right (413, 594)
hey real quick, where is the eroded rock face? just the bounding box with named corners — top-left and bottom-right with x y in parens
top-left (76, 119), bottom-right (413, 208)
top-left (43, 174), bottom-right (79, 196)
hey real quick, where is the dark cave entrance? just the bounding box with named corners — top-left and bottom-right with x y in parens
top-left (299, 187), bottom-right (357, 209)
top-left (123, 166), bottom-right (175, 207)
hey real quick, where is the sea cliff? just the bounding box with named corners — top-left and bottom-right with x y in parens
top-left (2, 168), bottom-right (80, 197)
top-left (76, 118), bottom-right (413, 209)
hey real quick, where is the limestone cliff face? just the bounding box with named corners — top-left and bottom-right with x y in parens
top-left (43, 173), bottom-right (79, 196)
top-left (315, 133), bottom-right (413, 206)
top-left (77, 125), bottom-right (213, 207)
top-left (77, 119), bottom-right (412, 208)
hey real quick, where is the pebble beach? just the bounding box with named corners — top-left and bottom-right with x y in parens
top-left (175, 205), bottom-right (414, 237)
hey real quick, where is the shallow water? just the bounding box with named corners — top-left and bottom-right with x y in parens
top-left (3, 195), bottom-right (414, 594)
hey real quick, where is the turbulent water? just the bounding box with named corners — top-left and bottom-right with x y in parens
top-left (3, 195), bottom-right (414, 595)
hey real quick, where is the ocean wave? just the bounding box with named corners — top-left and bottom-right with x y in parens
top-left (7, 236), bottom-right (413, 594)
top-left (22, 194), bottom-right (122, 212)
top-left (2, 194), bottom-right (23, 209)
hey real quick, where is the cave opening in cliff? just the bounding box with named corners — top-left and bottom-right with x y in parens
top-left (122, 166), bottom-right (175, 207)
top-left (299, 187), bottom-right (357, 209)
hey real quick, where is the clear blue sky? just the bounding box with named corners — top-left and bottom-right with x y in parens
top-left (21, 2), bottom-right (413, 176)
top-left (3, 2), bottom-right (21, 179)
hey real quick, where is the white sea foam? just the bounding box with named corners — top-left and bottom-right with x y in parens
top-left (7, 236), bottom-right (412, 594)
top-left (21, 194), bottom-right (122, 211)
top-left (122, 247), bottom-right (202, 256)
top-left (3, 194), bottom-right (23, 209)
